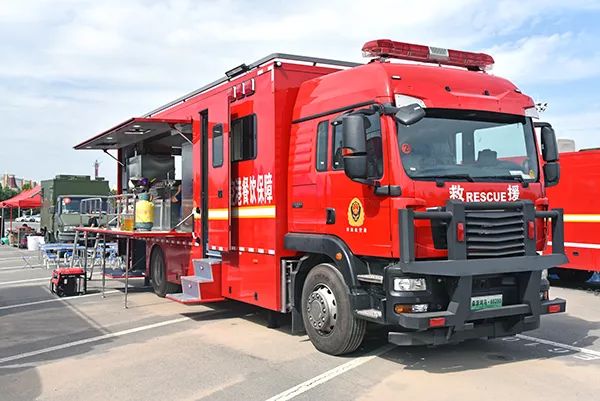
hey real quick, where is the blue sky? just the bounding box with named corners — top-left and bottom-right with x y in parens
top-left (1, 0), bottom-right (599, 186)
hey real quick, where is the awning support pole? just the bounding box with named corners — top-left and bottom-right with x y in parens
top-left (103, 150), bottom-right (125, 167)
top-left (171, 125), bottom-right (193, 145)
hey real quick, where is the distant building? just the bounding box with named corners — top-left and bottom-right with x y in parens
top-left (1, 174), bottom-right (38, 190)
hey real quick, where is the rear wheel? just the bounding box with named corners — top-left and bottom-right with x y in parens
top-left (301, 264), bottom-right (366, 355)
top-left (556, 268), bottom-right (594, 283)
top-left (150, 247), bottom-right (180, 297)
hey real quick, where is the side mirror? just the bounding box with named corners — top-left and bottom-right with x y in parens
top-left (540, 126), bottom-right (559, 162)
top-left (394, 103), bottom-right (426, 126)
top-left (544, 162), bottom-right (560, 187)
top-left (341, 115), bottom-right (368, 180)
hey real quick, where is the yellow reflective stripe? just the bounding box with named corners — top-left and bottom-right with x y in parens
top-left (233, 205), bottom-right (276, 218)
top-left (208, 206), bottom-right (276, 220)
top-left (563, 214), bottom-right (600, 223)
top-left (208, 209), bottom-right (228, 221)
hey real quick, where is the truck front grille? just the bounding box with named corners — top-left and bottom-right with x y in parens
top-left (465, 208), bottom-right (526, 259)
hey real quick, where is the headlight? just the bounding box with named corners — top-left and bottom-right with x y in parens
top-left (393, 278), bottom-right (427, 292)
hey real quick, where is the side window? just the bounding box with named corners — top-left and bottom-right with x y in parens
top-left (333, 114), bottom-right (383, 177)
top-left (316, 121), bottom-right (328, 172)
top-left (332, 124), bottom-right (343, 170)
top-left (232, 114), bottom-right (257, 162)
top-left (212, 124), bottom-right (223, 168)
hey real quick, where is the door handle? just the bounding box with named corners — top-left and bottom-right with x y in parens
top-left (326, 208), bottom-right (336, 224)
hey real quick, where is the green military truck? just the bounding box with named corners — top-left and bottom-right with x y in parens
top-left (41, 175), bottom-right (110, 243)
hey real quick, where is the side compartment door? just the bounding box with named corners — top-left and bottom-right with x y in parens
top-left (207, 97), bottom-right (232, 251)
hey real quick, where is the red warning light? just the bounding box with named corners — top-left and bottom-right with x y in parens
top-left (401, 143), bottom-right (412, 154)
top-left (362, 39), bottom-right (494, 71)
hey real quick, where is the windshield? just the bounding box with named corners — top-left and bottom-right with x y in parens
top-left (59, 197), bottom-right (108, 214)
top-left (397, 109), bottom-right (538, 182)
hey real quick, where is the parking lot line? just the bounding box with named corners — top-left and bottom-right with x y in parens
top-left (0, 256), bottom-right (36, 261)
top-left (0, 265), bottom-right (43, 271)
top-left (0, 316), bottom-right (191, 365)
top-left (0, 277), bottom-right (49, 286)
top-left (516, 334), bottom-right (600, 358)
top-left (0, 290), bottom-right (120, 311)
top-left (264, 343), bottom-right (396, 401)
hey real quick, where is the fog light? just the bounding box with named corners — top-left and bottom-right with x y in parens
top-left (393, 278), bottom-right (427, 292)
top-left (411, 303), bottom-right (428, 313)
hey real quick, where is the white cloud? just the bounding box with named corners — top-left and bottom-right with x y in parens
top-left (543, 108), bottom-right (600, 150)
top-left (489, 33), bottom-right (600, 85)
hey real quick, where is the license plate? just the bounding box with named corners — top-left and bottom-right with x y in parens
top-left (470, 294), bottom-right (503, 311)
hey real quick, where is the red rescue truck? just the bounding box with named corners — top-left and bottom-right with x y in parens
top-left (546, 147), bottom-right (600, 282)
top-left (75, 39), bottom-right (567, 355)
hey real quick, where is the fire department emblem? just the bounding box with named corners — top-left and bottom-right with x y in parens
top-left (347, 197), bottom-right (365, 227)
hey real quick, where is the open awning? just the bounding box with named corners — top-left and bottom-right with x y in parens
top-left (74, 117), bottom-right (193, 150)
top-left (0, 186), bottom-right (42, 209)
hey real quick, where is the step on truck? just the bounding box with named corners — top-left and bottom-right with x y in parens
top-left (75, 39), bottom-right (567, 355)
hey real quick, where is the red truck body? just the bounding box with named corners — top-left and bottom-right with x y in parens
top-left (75, 40), bottom-right (566, 354)
top-left (546, 149), bottom-right (600, 282)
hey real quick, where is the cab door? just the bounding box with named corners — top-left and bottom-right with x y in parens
top-left (206, 97), bottom-right (232, 251)
top-left (322, 112), bottom-right (392, 257)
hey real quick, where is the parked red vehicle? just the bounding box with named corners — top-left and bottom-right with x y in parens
top-left (75, 39), bottom-right (566, 355)
top-left (546, 148), bottom-right (600, 282)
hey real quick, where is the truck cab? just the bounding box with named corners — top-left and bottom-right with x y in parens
top-left (40, 175), bottom-right (110, 243)
top-left (286, 40), bottom-right (566, 350)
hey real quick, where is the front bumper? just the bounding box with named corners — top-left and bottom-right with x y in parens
top-left (380, 201), bottom-right (567, 346)
top-left (388, 298), bottom-right (565, 346)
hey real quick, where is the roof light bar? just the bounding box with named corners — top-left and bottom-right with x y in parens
top-left (362, 39), bottom-right (494, 71)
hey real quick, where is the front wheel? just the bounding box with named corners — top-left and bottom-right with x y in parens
top-left (301, 264), bottom-right (366, 355)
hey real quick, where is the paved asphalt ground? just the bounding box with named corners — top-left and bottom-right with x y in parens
top-left (0, 246), bottom-right (598, 401)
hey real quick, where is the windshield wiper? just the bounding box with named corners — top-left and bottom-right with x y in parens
top-left (478, 175), bottom-right (530, 187)
top-left (414, 174), bottom-right (474, 185)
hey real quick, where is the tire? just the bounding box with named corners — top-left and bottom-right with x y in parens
top-left (301, 263), bottom-right (366, 355)
top-left (556, 268), bottom-right (594, 283)
top-left (150, 246), bottom-right (180, 297)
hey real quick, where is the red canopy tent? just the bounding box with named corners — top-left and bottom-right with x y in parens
top-left (0, 186), bottom-right (42, 234)
top-left (0, 186), bottom-right (42, 209)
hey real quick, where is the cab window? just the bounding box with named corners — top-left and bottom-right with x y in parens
top-left (316, 120), bottom-right (328, 172)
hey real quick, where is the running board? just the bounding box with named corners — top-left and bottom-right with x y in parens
top-left (355, 308), bottom-right (383, 322)
top-left (356, 274), bottom-right (383, 284)
top-left (166, 258), bottom-right (224, 304)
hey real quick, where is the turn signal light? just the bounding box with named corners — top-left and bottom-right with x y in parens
top-left (394, 304), bottom-right (412, 314)
top-left (429, 317), bottom-right (446, 328)
top-left (547, 304), bottom-right (561, 314)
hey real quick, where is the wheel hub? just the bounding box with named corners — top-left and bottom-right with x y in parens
top-left (306, 284), bottom-right (337, 334)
